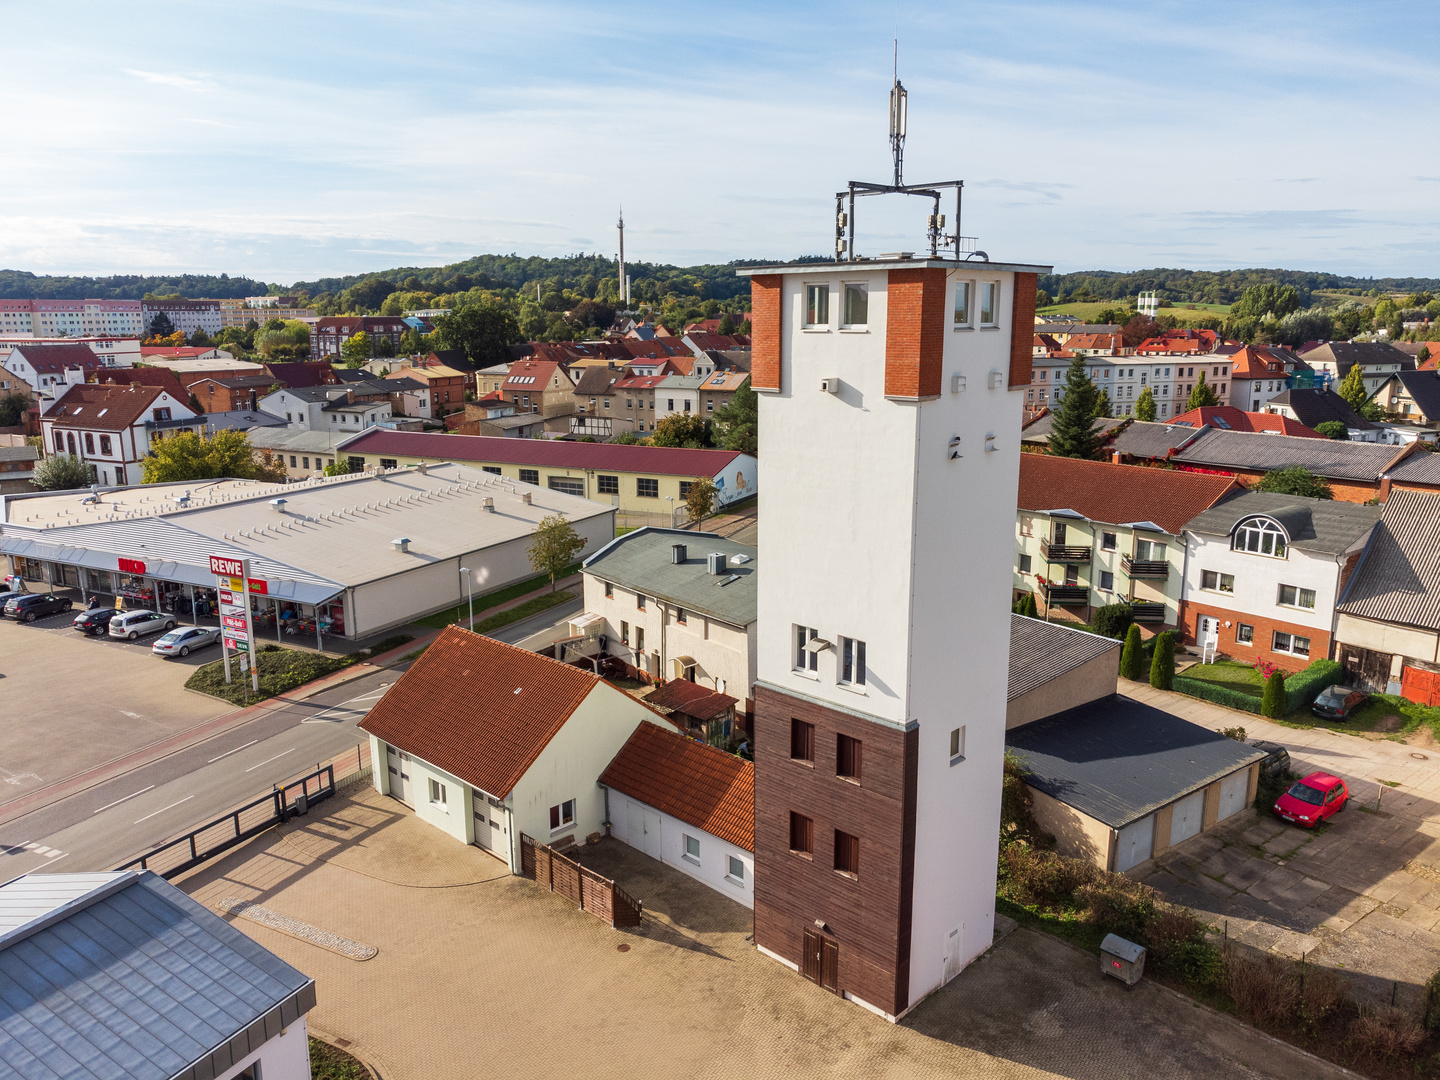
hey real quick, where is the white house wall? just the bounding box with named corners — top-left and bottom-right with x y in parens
top-left (1335, 613), bottom-right (1439, 664)
top-left (215, 1016), bottom-right (309, 1080)
top-left (1182, 531), bottom-right (1346, 638)
top-left (607, 793), bottom-right (754, 908)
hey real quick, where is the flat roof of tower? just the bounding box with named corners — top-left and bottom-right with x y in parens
top-left (734, 257), bottom-right (1053, 276)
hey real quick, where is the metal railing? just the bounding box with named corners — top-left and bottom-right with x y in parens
top-left (115, 765), bottom-right (336, 880)
top-left (1040, 540), bottom-right (1092, 563)
top-left (1130, 602), bottom-right (1168, 623)
top-left (1044, 585), bottom-right (1090, 606)
top-left (1121, 558), bottom-right (1169, 579)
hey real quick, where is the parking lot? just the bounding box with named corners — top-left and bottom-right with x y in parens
top-left (1125, 681), bottom-right (1440, 1009)
top-left (0, 594), bottom-right (229, 807)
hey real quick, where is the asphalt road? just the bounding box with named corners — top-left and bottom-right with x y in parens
top-left (0, 665), bottom-right (399, 880)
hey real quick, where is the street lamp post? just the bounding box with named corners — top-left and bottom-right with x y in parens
top-left (460, 567), bottom-right (474, 629)
top-left (665, 496), bottom-right (675, 528)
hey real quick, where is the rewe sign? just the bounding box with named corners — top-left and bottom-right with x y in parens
top-left (212, 552), bottom-right (259, 693)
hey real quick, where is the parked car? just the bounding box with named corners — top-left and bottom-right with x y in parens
top-left (1312, 685), bottom-right (1368, 721)
top-left (0, 585), bottom-right (27, 608)
top-left (108, 610), bottom-right (176, 641)
top-left (3, 593), bottom-right (73, 622)
top-left (1248, 738), bottom-right (1291, 780)
top-left (151, 626), bottom-right (221, 658)
top-left (1274, 772), bottom-right (1348, 828)
top-left (73, 606), bottom-right (118, 636)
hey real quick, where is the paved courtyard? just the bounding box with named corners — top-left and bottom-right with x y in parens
top-left (1125, 681), bottom-right (1440, 1008)
top-left (180, 784), bottom-right (1347, 1080)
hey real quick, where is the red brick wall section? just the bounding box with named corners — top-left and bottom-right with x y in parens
top-left (1009, 273), bottom-right (1037, 389)
top-left (1179, 466), bottom-right (1381, 505)
top-left (750, 275), bottom-right (782, 392)
top-left (1180, 599), bottom-right (1330, 673)
top-left (884, 269), bottom-right (946, 400)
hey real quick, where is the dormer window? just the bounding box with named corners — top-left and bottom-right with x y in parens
top-left (1234, 517), bottom-right (1287, 558)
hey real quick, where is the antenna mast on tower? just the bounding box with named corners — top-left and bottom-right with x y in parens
top-left (617, 207), bottom-right (627, 305)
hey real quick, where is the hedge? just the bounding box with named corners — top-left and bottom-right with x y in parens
top-left (1172, 675), bottom-right (1260, 714)
top-left (1284, 658), bottom-right (1342, 712)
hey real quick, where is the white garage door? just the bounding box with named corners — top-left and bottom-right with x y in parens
top-left (471, 790), bottom-right (507, 856)
top-left (626, 800), bottom-right (663, 860)
top-left (1115, 815), bottom-right (1155, 872)
top-left (1217, 769), bottom-right (1250, 822)
top-left (1169, 789), bottom-right (1206, 848)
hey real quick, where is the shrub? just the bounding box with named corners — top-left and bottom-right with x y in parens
top-left (1019, 592), bottom-right (1038, 618)
top-left (999, 845), bottom-right (1097, 907)
top-left (1225, 953), bottom-right (1299, 1027)
top-left (1093, 603), bottom-right (1134, 640)
top-left (1143, 906), bottom-right (1223, 989)
top-left (1284, 659), bottom-right (1343, 713)
top-left (1261, 670), bottom-right (1287, 718)
top-left (1000, 752), bottom-right (1047, 848)
top-left (1297, 964), bottom-right (1345, 1031)
top-left (1350, 1006), bottom-right (1425, 1061)
top-left (1149, 630), bottom-right (1175, 690)
top-left (1173, 675), bottom-right (1260, 713)
top-left (1074, 876), bottom-right (1155, 941)
top-left (1315, 420), bottom-right (1348, 440)
top-left (1120, 625), bottom-right (1145, 681)
top-left (1219, 726), bottom-right (1247, 741)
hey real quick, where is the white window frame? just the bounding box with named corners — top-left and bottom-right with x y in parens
top-left (1099, 570), bottom-right (1114, 592)
top-left (428, 778), bottom-right (447, 810)
top-left (979, 281), bottom-right (1001, 328)
top-left (549, 798), bottom-right (576, 833)
top-left (1277, 584), bottom-right (1316, 610)
top-left (1200, 570), bottom-right (1235, 594)
top-left (1234, 517), bottom-right (1288, 558)
top-left (1273, 631), bottom-right (1311, 657)
top-left (839, 636), bottom-right (866, 687)
top-left (804, 283), bottom-right (830, 329)
top-left (1236, 623), bottom-right (1254, 645)
top-left (794, 624), bottom-right (819, 674)
top-left (840, 283), bottom-right (868, 329)
top-left (682, 834), bottom-right (700, 865)
top-left (953, 280), bottom-right (974, 328)
top-left (726, 855), bottom-right (746, 885)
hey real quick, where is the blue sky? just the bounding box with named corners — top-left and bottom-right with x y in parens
top-left (2, 1), bottom-right (1437, 283)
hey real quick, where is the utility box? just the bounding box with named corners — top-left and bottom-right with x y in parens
top-left (1100, 934), bottom-right (1145, 986)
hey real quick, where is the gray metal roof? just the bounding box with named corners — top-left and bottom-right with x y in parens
top-left (1006, 695), bottom-right (1266, 828)
top-left (243, 428), bottom-right (352, 454)
top-left (1384, 452), bottom-right (1440, 486)
top-left (1173, 427), bottom-right (1407, 480)
top-left (0, 871), bottom-right (314, 1080)
top-left (1108, 420), bottom-right (1207, 460)
top-left (1008, 616), bottom-right (1120, 701)
top-left (1337, 487), bottom-right (1440, 631)
top-left (1019, 413), bottom-right (1126, 445)
top-left (1184, 490), bottom-right (1380, 555)
top-left (583, 527), bottom-right (756, 628)
top-left (1265, 388), bottom-right (1373, 430)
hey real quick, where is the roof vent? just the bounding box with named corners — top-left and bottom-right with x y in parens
top-left (269, 498), bottom-right (287, 513)
top-left (522, 492), bottom-right (532, 505)
top-left (671, 543), bottom-right (687, 564)
top-left (417, 461), bottom-right (427, 475)
top-left (707, 552), bottom-right (727, 575)
top-left (483, 497), bottom-right (495, 512)
top-left (392, 537), bottom-right (411, 553)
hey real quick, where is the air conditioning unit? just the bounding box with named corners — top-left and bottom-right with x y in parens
top-left (820, 378), bottom-right (840, 394)
top-left (707, 552), bottom-right (728, 575)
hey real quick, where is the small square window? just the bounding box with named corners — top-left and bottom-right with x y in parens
top-left (833, 830), bottom-right (859, 877)
top-left (675, 608), bottom-right (686, 625)
top-left (637, 477), bottom-right (659, 498)
top-left (1201, 570), bottom-right (1235, 594)
top-left (805, 284), bottom-right (830, 327)
top-left (950, 725), bottom-right (966, 765)
top-left (727, 855), bottom-right (745, 882)
top-left (636, 594), bottom-right (646, 612)
top-left (597, 474), bottom-right (619, 494)
top-left (791, 719), bottom-right (814, 762)
top-left (839, 637), bottom-right (866, 687)
top-left (603, 581), bottom-right (613, 599)
top-left (428, 779), bottom-right (447, 808)
top-left (683, 834), bottom-right (700, 864)
top-left (1101, 532), bottom-right (1117, 551)
top-left (837, 734), bottom-right (862, 780)
top-left (549, 799), bottom-right (575, 831)
top-left (1237, 624), bottom-right (1254, 644)
top-left (1018, 553), bottom-right (1032, 573)
top-left (1100, 570), bottom-right (1114, 591)
top-left (679, 481), bottom-right (694, 499)
top-left (794, 625), bottom-right (819, 673)
top-left (519, 468), bottom-right (539, 486)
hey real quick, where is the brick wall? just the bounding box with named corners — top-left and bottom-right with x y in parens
top-left (750, 275), bottom-right (782, 392)
top-left (1009, 273), bottom-right (1037, 388)
top-left (1179, 466), bottom-right (1381, 504)
top-left (884, 268), bottom-right (945, 400)
top-left (1180, 598), bottom-right (1330, 673)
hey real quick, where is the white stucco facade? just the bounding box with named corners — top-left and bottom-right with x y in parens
top-left (755, 261), bottom-right (1036, 1006)
top-left (216, 1016), bottom-right (309, 1080)
top-left (606, 792), bottom-right (754, 908)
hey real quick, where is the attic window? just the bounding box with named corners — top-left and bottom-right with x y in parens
top-left (1234, 517), bottom-right (1287, 558)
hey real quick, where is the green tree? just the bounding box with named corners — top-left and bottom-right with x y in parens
top-left (323, 457), bottom-right (353, 477)
top-left (1120, 625), bottom-right (1145, 681)
top-left (1261, 670), bottom-right (1287, 718)
top-left (373, 334), bottom-right (396, 359)
top-left (146, 311), bottom-right (175, 338)
top-left (1231, 283), bottom-right (1301, 321)
top-left (1315, 421), bottom-right (1349, 440)
top-left (713, 376), bottom-right (757, 455)
top-left (1187, 371), bottom-right (1221, 410)
top-left (611, 430), bottom-right (641, 445)
top-left (434, 301), bottom-right (521, 365)
top-left (1149, 630), bottom-right (1175, 690)
top-left (1019, 593), bottom-right (1039, 618)
top-left (339, 275), bottom-right (393, 313)
top-left (1336, 364), bottom-right (1368, 412)
top-left (141, 430), bottom-right (264, 484)
top-left (1135, 386), bottom-right (1157, 421)
top-left (684, 476), bottom-right (717, 529)
top-left (717, 314), bottom-right (736, 336)
top-left (0, 393), bottom-right (28, 427)
top-left (31, 453), bottom-right (94, 490)
top-left (1258, 466), bottom-right (1333, 500)
top-left (187, 328), bottom-right (214, 347)
top-left (527, 514), bottom-right (586, 592)
top-left (398, 327), bottom-right (423, 355)
top-left (340, 331), bottom-right (372, 367)
top-left (1092, 387), bottom-right (1113, 419)
top-left (1046, 357), bottom-right (1101, 459)
top-left (651, 413), bottom-right (712, 448)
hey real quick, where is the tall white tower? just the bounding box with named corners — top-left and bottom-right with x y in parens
top-left (617, 208), bottom-right (626, 305)
top-left (739, 255), bottom-right (1050, 1019)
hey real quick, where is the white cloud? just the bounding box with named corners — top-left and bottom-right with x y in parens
top-left (123, 69), bottom-right (211, 92)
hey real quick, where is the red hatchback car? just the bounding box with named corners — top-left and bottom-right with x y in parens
top-left (1274, 772), bottom-right (1348, 827)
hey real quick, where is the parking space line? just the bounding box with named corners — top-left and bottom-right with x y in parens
top-left (245, 748), bottom-right (294, 772)
top-left (92, 785), bottom-right (154, 814)
top-left (135, 795), bottom-right (193, 824)
top-left (208, 740), bottom-right (258, 764)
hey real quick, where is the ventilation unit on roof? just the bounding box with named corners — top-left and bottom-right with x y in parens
top-left (392, 537), bottom-right (411, 553)
top-left (707, 552), bottom-right (728, 575)
top-left (522, 493), bottom-right (532, 506)
top-left (483, 497), bottom-right (495, 512)
top-left (671, 543), bottom-right (687, 564)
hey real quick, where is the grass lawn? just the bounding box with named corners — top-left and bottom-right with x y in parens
top-left (414, 563), bottom-right (582, 630)
top-left (1037, 300), bottom-right (1230, 324)
top-left (471, 588), bottom-right (574, 635)
top-left (1177, 659), bottom-right (1264, 698)
top-left (1279, 691), bottom-right (1440, 739)
top-left (185, 645), bottom-right (361, 706)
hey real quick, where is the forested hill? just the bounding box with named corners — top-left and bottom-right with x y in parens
top-left (0, 257), bottom-right (1435, 306)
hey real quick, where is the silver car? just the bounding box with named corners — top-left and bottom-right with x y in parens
top-left (108, 609), bottom-right (176, 641)
top-left (152, 625), bottom-right (222, 658)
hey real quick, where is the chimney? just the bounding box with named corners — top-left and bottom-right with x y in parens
top-left (671, 543), bottom-right (687, 564)
top-left (1378, 477), bottom-right (1393, 502)
top-left (392, 537), bottom-right (411, 553)
top-left (707, 552), bottom-right (727, 575)
top-left (249, 388), bottom-right (258, 412)
top-left (1111, 451), bottom-right (1123, 464)
top-left (522, 492), bottom-right (532, 505)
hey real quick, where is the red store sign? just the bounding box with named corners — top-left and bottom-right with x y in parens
top-left (117, 558), bottom-right (146, 575)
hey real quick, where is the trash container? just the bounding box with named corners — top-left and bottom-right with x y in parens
top-left (1099, 933), bottom-right (1145, 986)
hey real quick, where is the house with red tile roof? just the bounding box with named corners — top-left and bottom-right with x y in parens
top-left (1229, 345), bottom-right (1307, 412)
top-left (92, 365), bottom-right (192, 404)
top-left (359, 626), bottom-right (675, 867)
top-left (3, 343), bottom-right (105, 401)
top-left (500, 358), bottom-right (577, 417)
top-left (1015, 454), bottom-right (1241, 631)
top-left (1136, 328), bottom-right (1218, 356)
top-left (39, 382), bottom-right (199, 487)
top-left (1168, 405), bottom-right (1325, 439)
top-left (600, 722), bottom-right (755, 906)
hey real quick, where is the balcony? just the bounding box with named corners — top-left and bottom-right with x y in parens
top-left (1044, 585), bottom-right (1090, 606)
top-left (1040, 540), bottom-right (1092, 563)
top-left (1121, 558), bottom-right (1169, 579)
top-left (1129, 602), bottom-right (1167, 623)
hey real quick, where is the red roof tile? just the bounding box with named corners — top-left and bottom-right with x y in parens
top-left (93, 366), bottom-right (190, 401)
top-left (1019, 454), bottom-right (1240, 534)
top-left (1168, 405), bottom-right (1324, 439)
top-left (598, 722), bottom-right (754, 850)
top-left (358, 626), bottom-right (601, 798)
top-left (11, 343), bottom-right (104, 373)
top-left (43, 383), bottom-right (170, 432)
top-left (644, 679), bottom-right (737, 721)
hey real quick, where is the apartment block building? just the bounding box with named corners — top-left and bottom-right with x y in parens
top-left (0, 299), bottom-right (144, 338)
top-left (216, 296), bottom-right (317, 327)
top-left (142, 299), bottom-right (222, 337)
top-left (309, 316), bottom-right (407, 359)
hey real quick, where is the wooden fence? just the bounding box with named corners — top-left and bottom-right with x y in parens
top-left (519, 834), bottom-right (643, 928)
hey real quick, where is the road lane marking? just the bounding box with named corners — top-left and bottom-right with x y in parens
top-left (208, 740), bottom-right (258, 764)
top-left (93, 785), bottom-right (154, 813)
top-left (245, 748), bottom-right (294, 772)
top-left (135, 795), bottom-right (194, 824)
top-left (303, 688), bottom-right (389, 724)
